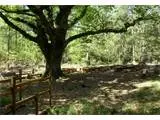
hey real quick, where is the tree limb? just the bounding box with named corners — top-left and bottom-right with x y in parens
top-left (0, 12), bottom-right (37, 43)
top-left (45, 6), bottom-right (54, 26)
top-left (8, 16), bottom-right (37, 29)
top-left (55, 6), bottom-right (74, 29)
top-left (65, 17), bottom-right (151, 46)
top-left (0, 7), bottom-right (35, 17)
top-left (28, 5), bottom-right (56, 41)
top-left (69, 6), bottom-right (88, 28)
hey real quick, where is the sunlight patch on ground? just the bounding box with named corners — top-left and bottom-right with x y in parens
top-left (107, 78), bottom-right (118, 84)
top-left (122, 101), bottom-right (139, 113)
top-left (121, 78), bottom-right (160, 114)
top-left (100, 86), bottom-right (109, 91)
top-left (122, 100), bottom-right (160, 114)
top-left (57, 77), bottom-right (69, 83)
top-left (48, 76), bottom-right (160, 115)
top-left (99, 86), bottom-right (129, 96)
top-left (134, 80), bottom-right (160, 89)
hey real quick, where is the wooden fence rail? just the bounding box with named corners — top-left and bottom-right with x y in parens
top-left (0, 69), bottom-right (52, 115)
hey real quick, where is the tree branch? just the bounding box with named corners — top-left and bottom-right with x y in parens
top-left (69, 6), bottom-right (88, 28)
top-left (45, 6), bottom-right (54, 26)
top-left (65, 17), bottom-right (151, 46)
top-left (55, 6), bottom-right (74, 29)
top-left (28, 6), bottom-right (55, 41)
top-left (0, 12), bottom-right (37, 43)
top-left (8, 16), bottom-right (37, 29)
top-left (0, 7), bottom-right (35, 17)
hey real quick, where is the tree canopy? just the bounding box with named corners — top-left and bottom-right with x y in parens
top-left (0, 5), bottom-right (159, 80)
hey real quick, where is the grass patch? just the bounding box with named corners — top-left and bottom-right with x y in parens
top-left (133, 80), bottom-right (160, 102)
top-left (0, 96), bottom-right (11, 107)
top-left (121, 79), bottom-right (160, 114)
top-left (47, 99), bottom-right (112, 115)
top-left (48, 77), bottom-right (160, 115)
top-left (122, 101), bottom-right (160, 114)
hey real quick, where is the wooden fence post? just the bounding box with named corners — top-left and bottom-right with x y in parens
top-left (19, 69), bottom-right (22, 100)
top-left (49, 77), bottom-right (52, 107)
top-left (32, 68), bottom-right (35, 75)
top-left (34, 94), bottom-right (39, 115)
top-left (11, 76), bottom-right (16, 114)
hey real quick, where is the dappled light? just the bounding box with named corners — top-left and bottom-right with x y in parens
top-left (122, 83), bottom-right (160, 114)
top-left (45, 67), bottom-right (160, 115)
top-left (0, 5), bottom-right (160, 115)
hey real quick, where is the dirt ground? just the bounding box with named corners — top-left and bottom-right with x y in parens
top-left (1, 65), bottom-right (160, 114)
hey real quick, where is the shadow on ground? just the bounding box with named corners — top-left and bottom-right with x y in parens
top-left (49, 67), bottom-right (160, 115)
top-left (3, 65), bottom-right (160, 114)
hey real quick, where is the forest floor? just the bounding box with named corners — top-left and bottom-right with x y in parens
top-left (2, 65), bottom-right (160, 115)
top-left (48, 68), bottom-right (160, 115)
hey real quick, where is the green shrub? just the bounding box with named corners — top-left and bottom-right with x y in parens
top-left (0, 96), bottom-right (11, 106)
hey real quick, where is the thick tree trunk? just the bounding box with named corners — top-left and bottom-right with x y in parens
top-left (43, 60), bottom-right (50, 77)
top-left (38, 25), bottom-right (67, 81)
top-left (42, 43), bottom-right (64, 80)
top-left (44, 51), bottom-right (64, 79)
top-left (51, 49), bottom-right (64, 79)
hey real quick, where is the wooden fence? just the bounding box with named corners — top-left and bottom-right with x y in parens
top-left (0, 69), bottom-right (52, 115)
